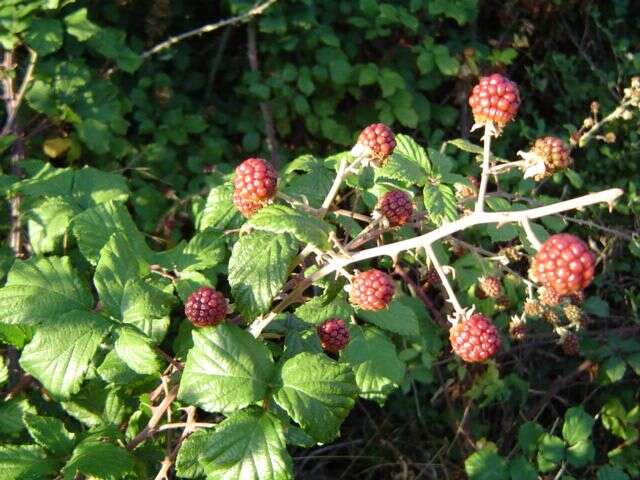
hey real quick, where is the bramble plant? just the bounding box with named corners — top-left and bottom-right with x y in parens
top-left (1, 2), bottom-right (640, 480)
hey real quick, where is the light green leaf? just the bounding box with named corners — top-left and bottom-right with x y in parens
top-left (24, 412), bottom-right (75, 456)
top-left (27, 197), bottom-right (79, 254)
top-left (20, 311), bottom-right (111, 398)
top-left (114, 326), bottom-right (163, 375)
top-left (597, 466), bottom-right (630, 480)
top-left (376, 152), bottom-right (427, 186)
top-left (0, 398), bottom-right (34, 436)
top-left (0, 445), bottom-right (57, 480)
top-left (433, 44), bottom-right (460, 76)
top-left (448, 138), bottom-right (484, 155)
top-left (342, 326), bottom-right (405, 405)
top-left (423, 183), bottom-right (458, 226)
top-left (175, 429), bottom-right (212, 479)
top-left (566, 438), bottom-right (595, 468)
top-left (294, 293), bottom-right (354, 326)
top-left (72, 167), bottom-right (130, 208)
top-left (198, 184), bottom-right (243, 231)
top-left (357, 298), bottom-right (419, 337)
top-left (517, 421), bottom-right (544, 456)
top-left (228, 232), bottom-right (299, 319)
top-left (465, 447), bottom-right (509, 480)
top-left (0, 256), bottom-right (93, 325)
top-left (64, 8), bottom-right (100, 41)
top-left (25, 18), bottom-right (63, 56)
top-left (536, 434), bottom-right (565, 473)
top-left (120, 279), bottom-right (174, 342)
top-left (62, 438), bottom-right (134, 480)
top-left (178, 325), bottom-right (275, 413)
top-left (273, 352), bottom-right (357, 443)
top-left (562, 406), bottom-right (595, 445)
top-left (200, 409), bottom-right (293, 480)
top-left (394, 134), bottom-right (431, 174)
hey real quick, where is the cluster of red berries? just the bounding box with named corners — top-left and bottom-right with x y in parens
top-left (468, 73), bottom-right (520, 127)
top-left (356, 123), bottom-right (396, 165)
top-left (349, 269), bottom-right (395, 311)
top-left (530, 234), bottom-right (596, 295)
top-left (449, 313), bottom-right (501, 363)
top-left (377, 190), bottom-right (413, 226)
top-left (184, 287), bottom-right (228, 327)
top-left (317, 318), bottom-right (350, 353)
top-left (232, 157), bottom-right (278, 218)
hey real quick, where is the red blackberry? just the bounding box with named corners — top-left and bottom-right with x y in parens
top-left (184, 287), bottom-right (228, 327)
top-left (233, 190), bottom-right (264, 218)
top-left (468, 73), bottom-right (520, 127)
top-left (450, 313), bottom-right (501, 363)
top-left (317, 318), bottom-right (349, 353)
top-left (377, 190), bottom-right (413, 226)
top-left (531, 234), bottom-right (596, 295)
top-left (233, 158), bottom-right (278, 202)
top-left (561, 333), bottom-right (580, 356)
top-left (357, 123), bottom-right (396, 164)
top-left (349, 269), bottom-right (395, 311)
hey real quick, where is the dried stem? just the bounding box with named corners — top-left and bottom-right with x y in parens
top-left (424, 244), bottom-right (463, 317)
top-left (521, 218), bottom-right (542, 250)
top-left (127, 385), bottom-right (178, 450)
top-left (475, 123), bottom-right (494, 213)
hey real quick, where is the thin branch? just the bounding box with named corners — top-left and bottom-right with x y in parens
top-left (127, 386), bottom-right (178, 450)
top-left (424, 244), bottom-right (463, 317)
top-left (141, 0), bottom-right (279, 60)
top-left (2, 47), bottom-right (37, 136)
top-left (577, 98), bottom-right (632, 148)
top-left (475, 123), bottom-right (494, 213)
top-left (521, 218), bottom-right (542, 250)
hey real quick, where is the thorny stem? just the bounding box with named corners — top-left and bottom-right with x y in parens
top-left (424, 244), bottom-right (464, 318)
top-left (475, 122), bottom-right (494, 213)
top-left (577, 97), bottom-right (634, 148)
top-left (521, 217), bottom-right (542, 250)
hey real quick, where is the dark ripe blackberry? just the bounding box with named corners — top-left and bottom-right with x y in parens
top-left (185, 287), bottom-right (228, 327)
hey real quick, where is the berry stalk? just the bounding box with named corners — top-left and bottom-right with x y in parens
top-left (424, 244), bottom-right (464, 318)
top-left (475, 122), bottom-right (494, 213)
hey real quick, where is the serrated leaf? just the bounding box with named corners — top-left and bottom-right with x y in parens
top-left (294, 293), bottom-right (354, 325)
top-left (0, 256), bottom-right (93, 325)
top-left (62, 438), bottom-right (134, 480)
top-left (178, 325), bottom-right (275, 413)
top-left (376, 152), bottom-right (427, 186)
top-left (23, 412), bottom-right (75, 456)
top-left (119, 279), bottom-right (174, 342)
top-left (517, 421), bottom-right (544, 456)
top-left (94, 233), bottom-right (149, 318)
top-left (72, 167), bottom-right (130, 208)
top-left (20, 311), bottom-right (111, 399)
top-left (198, 184), bottom-right (243, 231)
top-left (448, 138), bottom-right (484, 155)
top-left (0, 445), bottom-right (57, 480)
top-left (394, 134), bottom-right (431, 174)
top-left (175, 429), bottom-right (213, 479)
top-left (152, 228), bottom-right (228, 272)
top-left (562, 406), bottom-right (595, 445)
top-left (0, 398), bottom-right (34, 436)
top-left (597, 466), bottom-right (630, 480)
top-left (273, 352), bottom-right (357, 443)
top-left (247, 205), bottom-right (333, 250)
top-left (566, 438), bottom-right (595, 468)
top-left (283, 328), bottom-right (323, 359)
top-left (508, 456), bottom-right (537, 480)
top-left (228, 232), bottom-right (298, 319)
top-left (200, 409), bottom-right (293, 480)
top-left (282, 165), bottom-right (334, 209)
top-left (96, 350), bottom-right (154, 387)
top-left (71, 200), bottom-right (147, 266)
top-left (486, 223), bottom-right (519, 242)
top-left (357, 298), bottom-right (419, 337)
top-left (114, 326), bottom-right (163, 375)
top-left (465, 447), bottom-right (509, 480)
top-left (25, 18), bottom-right (63, 56)
top-left (423, 183), bottom-right (458, 226)
top-left (342, 326), bottom-right (404, 405)
top-left (536, 434), bottom-right (565, 473)
top-left (27, 197), bottom-right (79, 254)
top-left (64, 8), bottom-right (100, 41)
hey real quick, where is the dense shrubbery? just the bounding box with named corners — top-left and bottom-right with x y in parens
top-left (1, 1), bottom-right (639, 479)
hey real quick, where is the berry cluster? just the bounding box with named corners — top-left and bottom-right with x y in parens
top-left (468, 73), bottom-right (520, 127)
top-left (477, 276), bottom-right (503, 299)
top-left (349, 269), bottom-right (395, 311)
top-left (232, 158), bottom-right (278, 218)
top-left (317, 318), bottom-right (350, 353)
top-left (185, 287), bottom-right (228, 327)
top-left (357, 123), bottom-right (396, 165)
top-left (450, 313), bottom-right (501, 363)
top-left (530, 234), bottom-right (596, 295)
top-left (532, 136), bottom-right (572, 177)
top-left (377, 190), bottom-right (413, 226)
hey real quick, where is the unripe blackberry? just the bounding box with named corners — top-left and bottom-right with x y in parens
top-left (495, 295), bottom-right (511, 312)
top-left (456, 175), bottom-right (479, 200)
top-left (233, 158), bottom-right (278, 202)
top-left (532, 136), bottom-right (572, 177)
top-left (531, 234), bottom-right (596, 295)
top-left (356, 123), bottom-right (396, 165)
top-left (422, 268), bottom-right (441, 290)
top-left (233, 190), bottom-right (264, 218)
top-left (568, 290), bottom-right (586, 305)
top-left (449, 313), bottom-right (501, 363)
top-left (523, 299), bottom-right (543, 317)
top-left (543, 309), bottom-right (560, 325)
top-left (184, 287), bottom-right (228, 327)
top-left (561, 333), bottom-right (580, 356)
top-left (377, 190), bottom-right (413, 226)
top-left (478, 276), bottom-right (503, 299)
top-left (563, 304), bottom-right (583, 325)
top-left (538, 287), bottom-right (562, 307)
top-left (509, 317), bottom-right (527, 342)
top-left (468, 73), bottom-right (521, 127)
top-left (317, 318), bottom-right (349, 353)
top-left (499, 246), bottom-right (523, 263)
top-left (349, 269), bottom-right (395, 311)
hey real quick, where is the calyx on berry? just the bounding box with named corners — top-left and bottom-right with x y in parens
top-left (184, 287), bottom-right (229, 327)
top-left (449, 313), bottom-right (501, 363)
top-left (468, 73), bottom-right (520, 127)
top-left (376, 189), bottom-right (413, 226)
top-left (349, 269), bottom-right (395, 311)
top-left (530, 234), bottom-right (596, 295)
top-left (317, 318), bottom-right (349, 353)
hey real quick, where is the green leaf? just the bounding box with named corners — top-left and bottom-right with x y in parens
top-left (583, 296), bottom-right (610, 317)
top-left (562, 406), bottom-right (595, 445)
top-left (282, 165), bottom-right (334, 209)
top-left (247, 205), bottom-right (333, 250)
top-left (357, 298), bottom-right (419, 337)
top-left (228, 232), bottom-right (299, 319)
top-left (23, 412), bottom-right (75, 456)
top-left (71, 200), bottom-right (147, 266)
top-left (64, 8), bottom-right (100, 41)
top-left (376, 152), bottom-right (427, 186)
top-left (62, 438), bottom-right (134, 480)
top-left (600, 355), bottom-right (627, 383)
top-left (536, 434), bottom-right (565, 473)
top-left (565, 168), bottom-right (583, 189)
top-left (448, 138), bottom-right (484, 155)
top-left (27, 197), bottom-right (79, 254)
top-left (178, 325), bottom-right (275, 413)
top-left (0, 355), bottom-right (7, 385)
top-left (177, 228), bottom-right (228, 271)
top-left (566, 438), bottom-right (595, 468)
top-left (627, 352), bottom-right (640, 376)
top-left (0, 256), bottom-right (93, 325)
top-left (508, 456), bottom-right (538, 480)
top-left (114, 326), bottom-right (163, 375)
top-left (423, 183), bottom-right (458, 226)
top-left (198, 184), bottom-right (243, 231)
top-left (465, 447), bottom-right (509, 480)
top-left (96, 350), bottom-right (153, 387)
top-left (433, 44), bottom-right (460, 76)
top-left (294, 293), bottom-right (354, 325)
top-left (200, 409), bottom-right (293, 480)
top-left (0, 445), bottom-right (57, 480)
top-left (597, 466), bottom-right (630, 480)
top-left (119, 279), bottom-right (174, 342)
top-left (20, 311), bottom-right (111, 399)
top-left (72, 167), bottom-right (130, 208)
top-left (175, 429), bottom-right (212, 479)
top-left (273, 352), bottom-right (357, 443)
top-left (94, 233), bottom-right (149, 318)
top-left (25, 18), bottom-right (63, 56)
top-left (517, 421), bottom-right (544, 456)
top-left (394, 134), bottom-right (431, 174)
top-left (342, 326), bottom-right (405, 405)
top-left (0, 398), bottom-right (34, 436)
